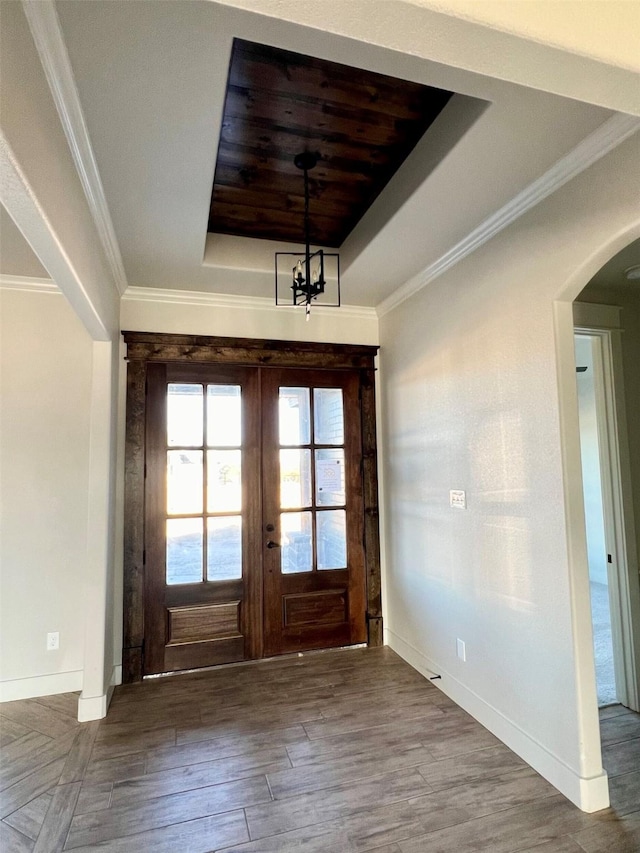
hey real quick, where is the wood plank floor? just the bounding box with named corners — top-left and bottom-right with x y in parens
top-left (1, 647), bottom-right (639, 852)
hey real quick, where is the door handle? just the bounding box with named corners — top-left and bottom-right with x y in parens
top-left (266, 540), bottom-right (280, 549)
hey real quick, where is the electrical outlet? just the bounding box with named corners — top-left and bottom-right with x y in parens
top-left (456, 638), bottom-right (466, 662)
top-left (46, 632), bottom-right (59, 651)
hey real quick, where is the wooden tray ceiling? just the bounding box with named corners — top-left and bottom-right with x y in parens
top-left (208, 39), bottom-right (453, 248)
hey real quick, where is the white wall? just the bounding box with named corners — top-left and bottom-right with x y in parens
top-left (379, 131), bottom-right (640, 812)
top-left (574, 335), bottom-right (608, 585)
top-left (77, 338), bottom-right (121, 721)
top-left (121, 290), bottom-right (379, 346)
top-left (0, 288), bottom-right (93, 701)
top-left (1, 3), bottom-right (125, 719)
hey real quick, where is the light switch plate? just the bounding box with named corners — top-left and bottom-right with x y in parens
top-left (450, 490), bottom-right (466, 509)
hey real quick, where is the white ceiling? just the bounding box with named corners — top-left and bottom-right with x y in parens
top-left (3, 0), bottom-right (639, 309)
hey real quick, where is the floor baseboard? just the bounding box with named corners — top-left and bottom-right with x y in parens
top-left (0, 670), bottom-right (83, 703)
top-left (385, 628), bottom-right (610, 813)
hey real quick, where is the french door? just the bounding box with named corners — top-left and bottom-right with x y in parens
top-left (261, 368), bottom-right (366, 657)
top-left (142, 361), bottom-right (367, 675)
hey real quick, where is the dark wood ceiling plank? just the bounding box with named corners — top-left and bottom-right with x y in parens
top-left (230, 40), bottom-right (442, 118)
top-left (223, 87), bottom-right (428, 149)
top-left (214, 145), bottom-right (394, 189)
top-left (219, 114), bottom-right (394, 164)
top-left (208, 200), bottom-right (341, 246)
top-left (208, 39), bottom-right (454, 245)
top-left (211, 185), bottom-right (353, 221)
top-left (212, 163), bottom-right (369, 207)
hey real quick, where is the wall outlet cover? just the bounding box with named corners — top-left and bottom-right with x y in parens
top-left (46, 632), bottom-right (59, 651)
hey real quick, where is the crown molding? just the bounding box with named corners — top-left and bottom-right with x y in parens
top-left (22, 0), bottom-right (127, 297)
top-left (377, 113), bottom-right (640, 317)
top-left (123, 286), bottom-right (378, 320)
top-left (0, 274), bottom-right (59, 294)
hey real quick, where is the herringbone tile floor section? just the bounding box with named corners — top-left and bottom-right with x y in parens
top-left (1, 647), bottom-right (639, 852)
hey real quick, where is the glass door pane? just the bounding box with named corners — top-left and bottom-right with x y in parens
top-left (207, 385), bottom-right (241, 446)
top-left (166, 518), bottom-right (203, 585)
top-left (167, 450), bottom-right (203, 515)
top-left (167, 384), bottom-right (203, 446)
top-left (314, 388), bottom-right (344, 444)
top-left (317, 510), bottom-right (347, 570)
top-left (207, 450), bottom-right (242, 512)
top-left (207, 517), bottom-right (242, 581)
top-left (281, 512), bottom-right (313, 574)
top-left (315, 448), bottom-right (345, 506)
top-left (279, 388), bottom-right (310, 445)
top-left (280, 449), bottom-right (312, 508)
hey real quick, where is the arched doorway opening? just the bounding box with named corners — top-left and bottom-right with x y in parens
top-left (555, 228), bottom-right (640, 810)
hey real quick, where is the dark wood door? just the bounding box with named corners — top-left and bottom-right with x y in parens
top-left (261, 368), bottom-right (367, 656)
top-left (143, 362), bottom-right (367, 675)
top-left (144, 363), bottom-right (261, 675)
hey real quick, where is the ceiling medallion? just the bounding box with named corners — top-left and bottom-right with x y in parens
top-left (275, 152), bottom-right (340, 319)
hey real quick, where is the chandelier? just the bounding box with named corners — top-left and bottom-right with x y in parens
top-left (275, 152), bottom-right (340, 318)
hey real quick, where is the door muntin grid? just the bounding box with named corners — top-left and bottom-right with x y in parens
top-left (278, 386), bottom-right (347, 574)
top-left (165, 383), bottom-right (243, 584)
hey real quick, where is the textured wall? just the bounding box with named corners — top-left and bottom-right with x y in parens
top-left (379, 133), bottom-right (640, 809)
top-left (120, 292), bottom-right (378, 347)
top-left (0, 289), bottom-right (93, 699)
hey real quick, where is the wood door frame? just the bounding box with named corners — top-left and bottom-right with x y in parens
top-left (122, 331), bottom-right (381, 683)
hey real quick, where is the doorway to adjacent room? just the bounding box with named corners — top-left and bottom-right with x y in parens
top-left (573, 325), bottom-right (639, 711)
